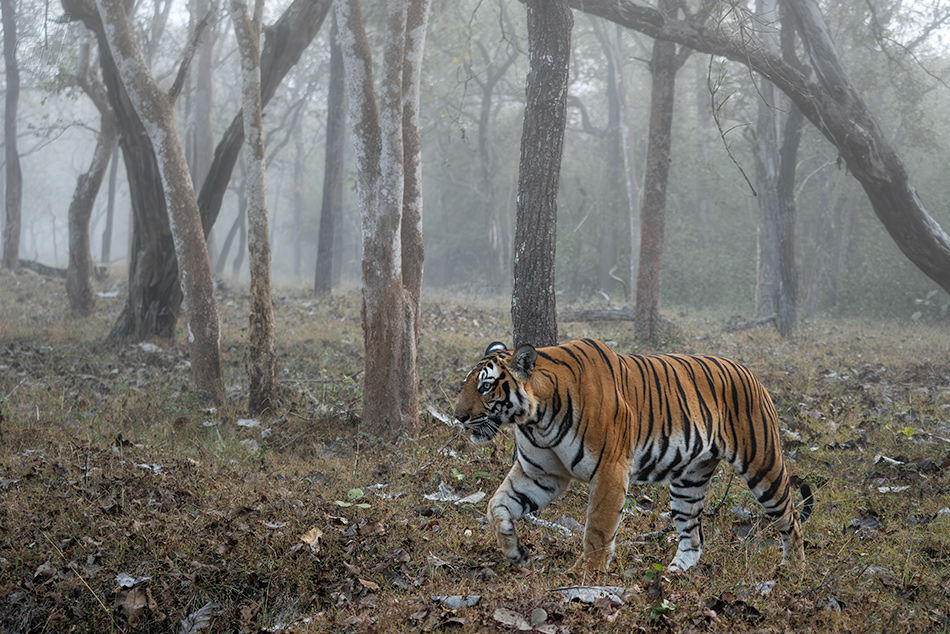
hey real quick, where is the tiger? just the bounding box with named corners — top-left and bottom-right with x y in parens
top-left (453, 338), bottom-right (813, 573)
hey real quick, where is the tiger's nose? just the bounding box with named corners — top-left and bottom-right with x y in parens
top-left (455, 412), bottom-right (470, 425)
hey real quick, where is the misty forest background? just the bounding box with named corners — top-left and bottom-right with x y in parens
top-left (3, 0), bottom-right (949, 322)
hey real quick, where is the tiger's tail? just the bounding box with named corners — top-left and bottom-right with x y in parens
top-left (792, 476), bottom-right (815, 524)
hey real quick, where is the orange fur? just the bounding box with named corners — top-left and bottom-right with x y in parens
top-left (454, 338), bottom-right (812, 572)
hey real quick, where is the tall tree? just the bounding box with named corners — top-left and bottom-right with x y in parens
top-left (571, 0), bottom-right (950, 301)
top-left (335, 0), bottom-right (431, 437)
top-left (67, 37), bottom-right (118, 317)
top-left (94, 0), bottom-right (225, 404)
top-left (634, 0), bottom-right (689, 346)
top-left (749, 0), bottom-right (802, 337)
top-left (230, 0), bottom-right (278, 413)
top-left (62, 0), bottom-right (331, 341)
top-left (1, 0), bottom-right (22, 270)
top-left (314, 12), bottom-right (346, 296)
top-left (511, 0), bottom-right (573, 349)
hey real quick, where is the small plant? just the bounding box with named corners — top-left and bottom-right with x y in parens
top-left (649, 599), bottom-right (677, 620)
top-left (643, 562), bottom-right (664, 582)
top-left (334, 488), bottom-right (371, 508)
top-left (885, 424), bottom-right (916, 439)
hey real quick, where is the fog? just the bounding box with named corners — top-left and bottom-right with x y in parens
top-left (3, 0), bottom-right (950, 322)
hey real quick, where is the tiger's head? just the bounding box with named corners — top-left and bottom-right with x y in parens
top-left (454, 342), bottom-right (538, 444)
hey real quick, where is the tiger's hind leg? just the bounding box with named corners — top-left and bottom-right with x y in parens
top-left (487, 459), bottom-right (570, 567)
top-left (761, 481), bottom-right (805, 568)
top-left (743, 463), bottom-right (805, 568)
top-left (668, 459), bottom-right (719, 572)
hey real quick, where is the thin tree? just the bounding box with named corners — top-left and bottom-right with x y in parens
top-left (229, 0), bottom-right (278, 413)
top-left (94, 0), bottom-right (225, 404)
top-left (335, 0), bottom-right (431, 437)
top-left (749, 0), bottom-right (802, 337)
top-left (511, 0), bottom-right (573, 349)
top-left (1, 0), bottom-right (22, 270)
top-left (634, 0), bottom-right (689, 346)
top-left (314, 12), bottom-right (346, 296)
top-left (67, 36), bottom-right (118, 317)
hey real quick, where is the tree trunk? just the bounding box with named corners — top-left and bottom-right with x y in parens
top-left (335, 0), bottom-right (431, 438)
top-left (95, 0), bottom-right (224, 405)
top-left (230, 0), bottom-right (278, 414)
top-left (571, 0), bottom-right (950, 299)
top-left (750, 0), bottom-right (800, 337)
top-left (67, 37), bottom-right (118, 317)
top-left (511, 0), bottom-right (573, 349)
top-left (314, 12), bottom-right (346, 296)
top-left (399, 0), bottom-right (430, 423)
top-left (635, 0), bottom-right (684, 346)
top-left (1, 0), bottom-right (22, 270)
top-left (61, 0), bottom-right (329, 340)
top-left (100, 145), bottom-right (119, 263)
top-left (751, 55), bottom-right (781, 321)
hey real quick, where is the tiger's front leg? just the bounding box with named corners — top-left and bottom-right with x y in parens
top-left (571, 467), bottom-right (628, 572)
top-left (487, 459), bottom-right (570, 567)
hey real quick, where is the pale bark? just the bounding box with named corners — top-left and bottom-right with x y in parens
top-left (335, 0), bottom-right (430, 437)
top-left (95, 0), bottom-right (224, 405)
top-left (2, 0), bottom-right (22, 270)
top-left (230, 0), bottom-right (278, 414)
top-left (399, 0), bottom-right (430, 423)
top-left (571, 0), bottom-right (950, 298)
top-left (511, 0), bottom-right (573, 349)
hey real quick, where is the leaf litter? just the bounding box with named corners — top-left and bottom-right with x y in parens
top-left (2, 278), bottom-right (950, 632)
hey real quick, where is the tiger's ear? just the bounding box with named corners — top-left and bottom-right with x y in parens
top-left (509, 344), bottom-right (537, 381)
top-left (484, 341), bottom-right (508, 357)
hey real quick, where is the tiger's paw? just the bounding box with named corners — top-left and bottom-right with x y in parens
top-left (505, 542), bottom-right (531, 568)
top-left (668, 548), bottom-right (701, 572)
top-left (569, 552), bottom-right (611, 573)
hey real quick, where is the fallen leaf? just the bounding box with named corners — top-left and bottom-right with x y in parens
top-left (115, 587), bottom-right (148, 627)
top-left (432, 595), bottom-right (481, 609)
top-left (358, 577), bottom-right (380, 591)
top-left (179, 601), bottom-right (220, 634)
top-left (300, 527), bottom-right (323, 553)
top-left (553, 586), bottom-right (625, 605)
top-left (493, 607), bottom-right (532, 631)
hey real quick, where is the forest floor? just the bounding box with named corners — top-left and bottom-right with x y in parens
top-left (1, 266), bottom-right (949, 634)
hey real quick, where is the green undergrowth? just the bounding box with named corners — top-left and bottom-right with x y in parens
top-left (1, 268), bottom-right (949, 633)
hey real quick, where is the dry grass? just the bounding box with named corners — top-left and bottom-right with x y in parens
top-left (1, 267), bottom-right (949, 633)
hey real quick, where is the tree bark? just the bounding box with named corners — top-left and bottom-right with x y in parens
top-left (2, 0), bottom-right (22, 270)
top-left (94, 0), bottom-right (224, 405)
top-left (67, 0), bottom-right (329, 340)
top-left (314, 12), bottom-right (346, 296)
top-left (511, 0), bottom-right (573, 349)
top-left (335, 0), bottom-right (431, 438)
top-left (230, 0), bottom-right (278, 414)
top-left (571, 0), bottom-right (950, 298)
top-left (399, 0), bottom-right (430, 423)
top-left (634, 0), bottom-right (686, 346)
top-left (100, 145), bottom-right (119, 263)
top-left (67, 40), bottom-right (118, 316)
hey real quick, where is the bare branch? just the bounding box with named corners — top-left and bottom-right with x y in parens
top-left (168, 5), bottom-right (216, 102)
